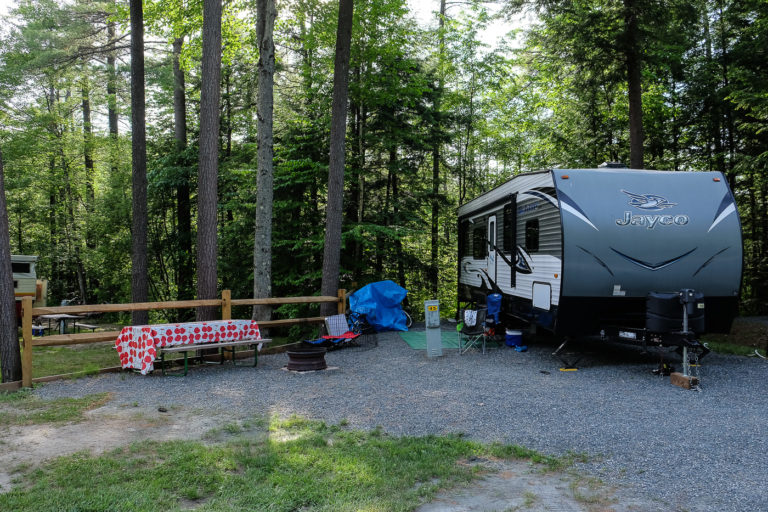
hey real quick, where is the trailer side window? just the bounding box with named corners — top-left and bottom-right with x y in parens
top-left (12, 262), bottom-right (30, 274)
top-left (459, 220), bottom-right (471, 257)
top-left (525, 219), bottom-right (539, 252)
top-left (503, 203), bottom-right (515, 252)
top-left (473, 227), bottom-right (487, 259)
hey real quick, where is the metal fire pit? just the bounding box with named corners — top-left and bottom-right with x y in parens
top-left (286, 346), bottom-right (327, 371)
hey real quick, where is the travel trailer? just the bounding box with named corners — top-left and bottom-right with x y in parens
top-left (457, 167), bottom-right (742, 346)
top-left (12, 255), bottom-right (46, 318)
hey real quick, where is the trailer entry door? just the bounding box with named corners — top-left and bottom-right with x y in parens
top-left (487, 216), bottom-right (497, 286)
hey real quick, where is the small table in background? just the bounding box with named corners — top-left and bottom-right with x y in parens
top-left (39, 314), bottom-right (84, 335)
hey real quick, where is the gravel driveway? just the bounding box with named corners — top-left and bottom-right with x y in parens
top-left (35, 327), bottom-right (768, 512)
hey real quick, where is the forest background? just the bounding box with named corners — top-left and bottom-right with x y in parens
top-left (0, 0), bottom-right (765, 331)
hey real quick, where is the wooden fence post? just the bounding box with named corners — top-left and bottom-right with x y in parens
top-left (221, 289), bottom-right (231, 320)
top-left (337, 289), bottom-right (346, 315)
top-left (21, 296), bottom-right (34, 388)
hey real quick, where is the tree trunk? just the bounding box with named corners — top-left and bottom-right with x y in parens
top-left (81, 81), bottom-right (95, 262)
top-left (429, 0), bottom-right (446, 299)
top-left (107, 20), bottom-right (119, 174)
top-left (624, 0), bottom-right (644, 169)
top-left (702, 8), bottom-right (724, 174)
top-left (81, 82), bottom-right (94, 212)
top-left (348, 65), bottom-right (364, 282)
top-left (252, 0), bottom-right (276, 325)
top-left (130, 0), bottom-right (149, 325)
top-left (173, 37), bottom-right (193, 305)
top-left (354, 98), bottom-right (366, 281)
top-left (390, 148), bottom-right (406, 297)
top-left (0, 146), bottom-right (22, 383)
top-left (319, 0), bottom-right (354, 317)
top-left (225, 66), bottom-right (232, 158)
top-left (197, 0), bottom-right (222, 321)
top-left (716, 0), bottom-right (735, 188)
top-left (173, 38), bottom-right (188, 149)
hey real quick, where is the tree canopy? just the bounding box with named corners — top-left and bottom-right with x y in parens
top-left (0, 0), bottom-right (765, 326)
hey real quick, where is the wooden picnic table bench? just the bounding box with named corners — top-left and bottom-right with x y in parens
top-left (158, 337), bottom-right (272, 376)
top-left (74, 322), bottom-right (98, 333)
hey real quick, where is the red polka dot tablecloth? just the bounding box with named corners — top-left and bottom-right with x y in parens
top-left (114, 319), bottom-right (262, 374)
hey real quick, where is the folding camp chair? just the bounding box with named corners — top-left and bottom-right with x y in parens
top-left (303, 314), bottom-right (362, 350)
top-left (325, 314), bottom-right (349, 337)
top-left (458, 308), bottom-right (488, 354)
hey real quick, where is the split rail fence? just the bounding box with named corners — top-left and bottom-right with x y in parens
top-left (19, 289), bottom-right (346, 388)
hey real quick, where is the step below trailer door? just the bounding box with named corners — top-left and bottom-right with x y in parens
top-left (487, 216), bottom-right (497, 285)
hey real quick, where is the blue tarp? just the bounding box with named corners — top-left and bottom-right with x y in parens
top-left (349, 280), bottom-right (409, 332)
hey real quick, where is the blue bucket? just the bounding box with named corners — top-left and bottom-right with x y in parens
top-left (505, 329), bottom-right (522, 347)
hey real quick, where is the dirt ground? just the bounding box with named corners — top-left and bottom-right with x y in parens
top-left (1, 400), bottom-right (657, 512)
top-left (0, 403), bottom-right (228, 493)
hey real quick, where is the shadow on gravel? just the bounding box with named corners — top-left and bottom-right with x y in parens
top-left (539, 335), bottom-right (676, 369)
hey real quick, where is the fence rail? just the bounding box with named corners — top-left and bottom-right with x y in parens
top-left (20, 289), bottom-right (346, 388)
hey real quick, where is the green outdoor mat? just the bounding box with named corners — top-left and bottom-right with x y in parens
top-left (399, 330), bottom-right (460, 350)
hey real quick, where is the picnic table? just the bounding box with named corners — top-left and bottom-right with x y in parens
top-left (39, 313), bottom-right (84, 334)
top-left (115, 319), bottom-right (267, 375)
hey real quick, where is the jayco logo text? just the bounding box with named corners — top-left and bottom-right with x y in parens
top-left (615, 212), bottom-right (689, 229)
top-left (616, 190), bottom-right (689, 229)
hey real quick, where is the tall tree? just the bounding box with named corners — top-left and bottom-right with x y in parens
top-left (429, 0), bottom-right (447, 299)
top-left (320, 0), bottom-right (354, 317)
top-left (252, 0), bottom-right (277, 323)
top-left (197, 0), bottom-right (222, 320)
top-left (107, 20), bottom-right (119, 142)
top-left (0, 145), bottom-right (21, 383)
top-left (172, 36), bottom-right (193, 304)
top-left (509, 0), bottom-right (649, 168)
top-left (130, 0), bottom-right (149, 325)
top-left (623, 0), bottom-right (644, 168)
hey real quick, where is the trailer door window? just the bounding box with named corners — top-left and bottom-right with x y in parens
top-left (473, 227), bottom-right (487, 259)
top-left (503, 202), bottom-right (516, 252)
top-left (525, 219), bottom-right (539, 252)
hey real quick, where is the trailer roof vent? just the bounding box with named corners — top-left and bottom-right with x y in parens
top-left (598, 162), bottom-right (628, 168)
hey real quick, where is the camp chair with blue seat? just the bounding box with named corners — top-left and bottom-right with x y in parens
top-left (304, 314), bottom-right (361, 350)
top-left (458, 307), bottom-right (488, 354)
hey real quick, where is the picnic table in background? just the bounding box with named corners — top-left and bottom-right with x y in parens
top-left (39, 313), bottom-right (84, 334)
top-left (115, 319), bottom-right (263, 375)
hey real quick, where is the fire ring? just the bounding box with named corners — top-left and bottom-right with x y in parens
top-left (286, 346), bottom-right (328, 371)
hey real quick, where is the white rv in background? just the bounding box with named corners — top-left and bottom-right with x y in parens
top-left (12, 255), bottom-right (46, 318)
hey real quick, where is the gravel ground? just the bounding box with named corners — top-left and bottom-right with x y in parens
top-left (34, 326), bottom-right (768, 512)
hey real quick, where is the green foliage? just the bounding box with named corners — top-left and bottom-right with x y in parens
top-left (1, 0), bottom-right (766, 318)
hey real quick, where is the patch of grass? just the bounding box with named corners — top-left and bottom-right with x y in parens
top-left (486, 443), bottom-right (588, 472)
top-left (0, 390), bottom-right (112, 426)
top-left (523, 490), bottom-right (538, 507)
top-left (701, 339), bottom-right (758, 356)
top-left (28, 343), bottom-right (119, 378)
top-left (702, 320), bottom-right (768, 352)
top-left (0, 416), bottom-right (576, 512)
top-left (569, 474), bottom-right (616, 508)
